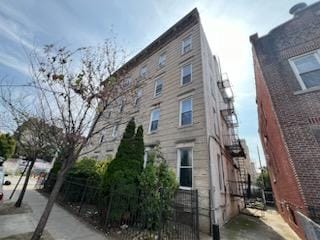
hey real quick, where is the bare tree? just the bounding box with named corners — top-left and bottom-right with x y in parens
top-left (0, 38), bottom-right (144, 239)
top-left (28, 40), bottom-right (142, 239)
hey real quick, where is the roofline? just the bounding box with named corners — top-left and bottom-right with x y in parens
top-left (249, 1), bottom-right (320, 44)
top-left (115, 8), bottom-right (200, 76)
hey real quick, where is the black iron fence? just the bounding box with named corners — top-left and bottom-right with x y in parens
top-left (37, 174), bottom-right (199, 240)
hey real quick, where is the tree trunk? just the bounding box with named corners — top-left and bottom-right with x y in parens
top-left (15, 159), bottom-right (35, 207)
top-left (9, 161), bottom-right (29, 200)
top-left (31, 170), bottom-right (67, 240)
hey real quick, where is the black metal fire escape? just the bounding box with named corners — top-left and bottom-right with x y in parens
top-left (218, 74), bottom-right (246, 199)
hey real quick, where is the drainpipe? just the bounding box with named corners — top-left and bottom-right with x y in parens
top-left (208, 136), bottom-right (216, 226)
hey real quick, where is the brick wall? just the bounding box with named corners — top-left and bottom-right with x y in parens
top-left (252, 46), bottom-right (306, 238)
top-left (251, 2), bottom-right (320, 238)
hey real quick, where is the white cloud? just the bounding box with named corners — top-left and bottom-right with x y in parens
top-left (0, 51), bottom-right (29, 76)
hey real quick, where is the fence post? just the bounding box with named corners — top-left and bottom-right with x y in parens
top-left (79, 179), bottom-right (88, 214)
top-left (212, 224), bottom-right (220, 240)
top-left (195, 190), bottom-right (200, 240)
top-left (104, 192), bottom-right (113, 231)
top-left (158, 188), bottom-right (163, 240)
top-left (62, 181), bottom-right (70, 202)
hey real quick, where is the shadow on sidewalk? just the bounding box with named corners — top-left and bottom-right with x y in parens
top-left (221, 214), bottom-right (286, 240)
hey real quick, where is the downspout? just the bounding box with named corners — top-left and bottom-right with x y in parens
top-left (208, 136), bottom-right (216, 227)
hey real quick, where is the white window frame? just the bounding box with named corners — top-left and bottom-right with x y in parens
top-left (158, 52), bottom-right (166, 67)
top-left (180, 64), bottom-right (192, 86)
top-left (181, 35), bottom-right (192, 55)
top-left (122, 77), bottom-right (132, 89)
top-left (140, 66), bottom-right (147, 78)
top-left (99, 135), bottom-right (104, 144)
top-left (112, 124), bottom-right (118, 138)
top-left (179, 97), bottom-right (193, 127)
top-left (149, 108), bottom-right (160, 133)
top-left (154, 78), bottom-right (163, 97)
top-left (177, 147), bottom-right (193, 190)
top-left (289, 50), bottom-right (320, 90)
top-left (119, 99), bottom-right (124, 113)
top-left (143, 147), bottom-right (152, 168)
top-left (135, 88), bottom-right (142, 106)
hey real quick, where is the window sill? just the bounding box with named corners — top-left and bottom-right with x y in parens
top-left (178, 124), bottom-right (193, 129)
top-left (148, 131), bottom-right (158, 135)
top-left (179, 186), bottom-right (192, 191)
top-left (153, 94), bottom-right (162, 99)
top-left (181, 49), bottom-right (193, 56)
top-left (294, 86), bottom-right (320, 95)
top-left (181, 81), bottom-right (192, 88)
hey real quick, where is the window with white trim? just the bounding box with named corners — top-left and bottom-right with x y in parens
top-left (135, 88), bottom-right (142, 106)
top-left (99, 135), bottom-right (104, 144)
top-left (290, 51), bottom-right (320, 89)
top-left (177, 148), bottom-right (193, 188)
top-left (112, 124), bottom-right (118, 138)
top-left (158, 53), bottom-right (166, 67)
top-left (180, 98), bottom-right (192, 126)
top-left (143, 147), bottom-right (153, 168)
top-left (154, 78), bottom-right (163, 97)
top-left (181, 35), bottom-right (192, 54)
top-left (119, 99), bottom-right (124, 113)
top-left (149, 108), bottom-right (160, 132)
top-left (123, 77), bottom-right (131, 88)
top-left (140, 66), bottom-right (147, 78)
top-left (181, 64), bottom-right (192, 85)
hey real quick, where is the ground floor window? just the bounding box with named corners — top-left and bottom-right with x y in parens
top-left (177, 147), bottom-right (193, 189)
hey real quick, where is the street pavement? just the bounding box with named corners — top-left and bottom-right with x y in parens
top-left (0, 176), bottom-right (107, 240)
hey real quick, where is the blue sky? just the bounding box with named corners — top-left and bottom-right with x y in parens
top-left (0, 0), bottom-right (317, 166)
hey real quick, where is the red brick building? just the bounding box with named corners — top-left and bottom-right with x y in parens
top-left (250, 2), bottom-right (320, 238)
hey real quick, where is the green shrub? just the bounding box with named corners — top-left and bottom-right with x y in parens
top-left (138, 146), bottom-right (178, 229)
top-left (101, 119), bottom-right (144, 195)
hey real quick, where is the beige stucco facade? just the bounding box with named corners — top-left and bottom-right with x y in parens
top-left (84, 9), bottom-right (244, 234)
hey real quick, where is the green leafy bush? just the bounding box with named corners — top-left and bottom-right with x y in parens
top-left (0, 133), bottom-right (16, 160)
top-left (138, 146), bottom-right (178, 229)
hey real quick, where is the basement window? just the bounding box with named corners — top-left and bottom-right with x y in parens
top-left (290, 51), bottom-right (320, 89)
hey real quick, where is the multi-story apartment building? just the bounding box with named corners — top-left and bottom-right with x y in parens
top-left (250, 2), bottom-right (320, 238)
top-left (85, 8), bottom-right (245, 234)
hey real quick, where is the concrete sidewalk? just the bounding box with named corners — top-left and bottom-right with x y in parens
top-left (1, 176), bottom-right (107, 240)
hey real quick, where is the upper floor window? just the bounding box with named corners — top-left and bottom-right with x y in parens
top-left (123, 77), bottom-right (131, 88)
top-left (140, 66), bottom-right (147, 78)
top-left (99, 135), bottom-right (104, 144)
top-left (119, 99), bottom-right (124, 113)
top-left (158, 53), bottom-right (166, 67)
top-left (181, 35), bottom-right (192, 54)
top-left (149, 108), bottom-right (160, 133)
top-left (181, 64), bottom-right (192, 86)
top-left (154, 78), bottom-right (163, 97)
top-left (135, 89), bottom-right (142, 106)
top-left (112, 124), bottom-right (118, 138)
top-left (290, 51), bottom-right (320, 89)
top-left (180, 98), bottom-right (192, 126)
top-left (177, 147), bottom-right (193, 189)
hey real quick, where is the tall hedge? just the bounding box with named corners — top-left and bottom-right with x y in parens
top-left (102, 118), bottom-right (144, 194)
